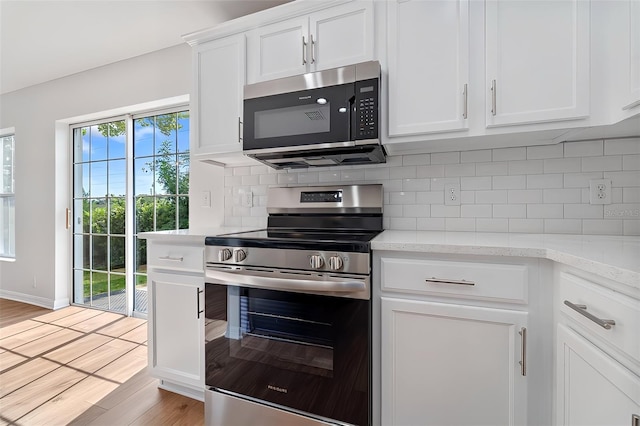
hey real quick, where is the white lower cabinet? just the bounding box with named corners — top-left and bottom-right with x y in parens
top-left (381, 297), bottom-right (528, 426)
top-left (556, 324), bottom-right (640, 426)
top-left (147, 241), bottom-right (205, 400)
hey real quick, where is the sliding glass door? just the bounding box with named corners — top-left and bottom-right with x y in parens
top-left (72, 109), bottom-right (189, 316)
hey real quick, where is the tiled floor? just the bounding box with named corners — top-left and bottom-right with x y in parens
top-left (0, 300), bottom-right (148, 425)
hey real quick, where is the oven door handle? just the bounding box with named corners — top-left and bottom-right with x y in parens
top-left (205, 268), bottom-right (366, 293)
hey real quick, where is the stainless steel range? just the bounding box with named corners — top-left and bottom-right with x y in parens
top-left (203, 184), bottom-right (383, 426)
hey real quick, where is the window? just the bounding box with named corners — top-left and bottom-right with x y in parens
top-left (1, 133), bottom-right (15, 258)
top-left (72, 110), bottom-right (189, 315)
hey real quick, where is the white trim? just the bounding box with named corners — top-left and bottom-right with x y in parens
top-left (0, 289), bottom-right (69, 310)
top-left (0, 127), bottom-right (16, 137)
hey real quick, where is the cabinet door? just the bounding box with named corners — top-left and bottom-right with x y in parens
top-left (192, 35), bottom-right (245, 156)
top-left (556, 324), bottom-right (640, 426)
top-left (309, 1), bottom-right (374, 72)
top-left (148, 271), bottom-right (204, 389)
top-left (485, 0), bottom-right (589, 127)
top-left (381, 297), bottom-right (528, 426)
top-left (246, 17), bottom-right (308, 84)
top-left (623, 0), bottom-right (640, 110)
top-left (387, 0), bottom-right (469, 136)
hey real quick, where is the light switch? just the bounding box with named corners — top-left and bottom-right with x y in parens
top-left (201, 190), bottom-right (211, 207)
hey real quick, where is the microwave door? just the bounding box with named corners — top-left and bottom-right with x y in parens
top-left (243, 84), bottom-right (354, 151)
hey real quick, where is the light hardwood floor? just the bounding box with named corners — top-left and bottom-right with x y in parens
top-left (0, 299), bottom-right (204, 426)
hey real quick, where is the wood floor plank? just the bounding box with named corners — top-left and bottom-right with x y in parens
top-left (43, 333), bottom-right (113, 365)
top-left (0, 317), bottom-right (47, 340)
top-left (17, 375), bottom-right (119, 425)
top-left (0, 358), bottom-right (60, 398)
top-left (67, 338), bottom-right (137, 374)
top-left (0, 350), bottom-right (27, 373)
top-left (0, 322), bottom-right (62, 350)
top-left (93, 346), bottom-right (147, 384)
top-left (89, 369), bottom-right (157, 411)
top-left (119, 323), bottom-right (148, 344)
top-left (130, 389), bottom-right (204, 426)
top-left (96, 316), bottom-right (146, 338)
top-left (50, 308), bottom-right (104, 328)
top-left (0, 366), bottom-right (86, 421)
top-left (0, 299), bottom-right (49, 328)
top-left (11, 327), bottom-right (84, 358)
top-left (70, 311), bottom-right (124, 333)
top-left (29, 305), bottom-right (84, 324)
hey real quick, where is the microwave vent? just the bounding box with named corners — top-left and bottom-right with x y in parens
top-left (304, 110), bottom-right (326, 121)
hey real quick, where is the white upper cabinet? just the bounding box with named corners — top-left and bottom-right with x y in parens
top-left (247, 1), bottom-right (374, 84)
top-left (623, 0), bottom-right (640, 110)
top-left (485, 0), bottom-right (590, 127)
top-left (387, 0), bottom-right (470, 136)
top-left (192, 34), bottom-right (245, 157)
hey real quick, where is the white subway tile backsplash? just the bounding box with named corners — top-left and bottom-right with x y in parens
top-left (431, 152), bottom-right (460, 164)
top-left (461, 150), bottom-right (492, 163)
top-left (493, 147), bottom-right (526, 161)
top-left (527, 204), bottom-right (563, 218)
top-left (476, 161), bottom-right (508, 176)
top-left (461, 176), bottom-right (492, 190)
top-left (417, 218), bottom-right (446, 231)
top-left (476, 190), bottom-right (508, 204)
top-left (509, 219), bottom-right (544, 233)
top-left (623, 154), bottom-right (640, 171)
top-left (508, 189), bottom-right (543, 204)
top-left (527, 144), bottom-right (563, 159)
top-left (493, 175), bottom-right (527, 190)
top-left (544, 219), bottom-right (582, 234)
top-left (527, 174), bottom-right (563, 189)
top-left (582, 155), bottom-right (622, 172)
top-left (604, 137), bottom-right (640, 155)
top-left (582, 219), bottom-right (623, 235)
top-left (543, 158), bottom-right (581, 174)
top-left (445, 163), bottom-right (476, 177)
top-left (402, 154), bottom-right (431, 166)
top-left (223, 138), bottom-right (640, 235)
top-left (564, 140), bottom-right (603, 157)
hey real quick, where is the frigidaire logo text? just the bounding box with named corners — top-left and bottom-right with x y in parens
top-left (267, 384), bottom-right (288, 394)
top-left (298, 96), bottom-right (312, 100)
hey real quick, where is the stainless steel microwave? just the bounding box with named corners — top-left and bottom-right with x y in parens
top-left (243, 60), bottom-right (385, 169)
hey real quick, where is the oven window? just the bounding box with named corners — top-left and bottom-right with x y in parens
top-left (254, 103), bottom-right (331, 140)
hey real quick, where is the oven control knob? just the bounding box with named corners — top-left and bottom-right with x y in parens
top-left (218, 248), bottom-right (232, 262)
top-left (309, 255), bottom-right (324, 269)
top-left (328, 256), bottom-right (344, 271)
top-left (233, 249), bottom-right (247, 263)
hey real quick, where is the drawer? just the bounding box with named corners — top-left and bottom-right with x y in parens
top-left (148, 242), bottom-right (204, 273)
top-left (559, 272), bottom-right (640, 365)
top-left (380, 257), bottom-right (528, 304)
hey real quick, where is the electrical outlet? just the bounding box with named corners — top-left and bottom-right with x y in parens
top-left (444, 183), bottom-right (461, 206)
top-left (240, 191), bottom-right (253, 208)
top-left (589, 179), bottom-right (612, 205)
top-left (201, 190), bottom-right (211, 208)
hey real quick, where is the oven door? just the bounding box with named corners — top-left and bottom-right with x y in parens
top-left (204, 282), bottom-right (370, 426)
top-left (243, 83), bottom-right (354, 152)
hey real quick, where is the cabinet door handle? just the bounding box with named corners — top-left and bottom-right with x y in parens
top-left (519, 327), bottom-right (527, 377)
top-left (462, 84), bottom-right (468, 119)
top-left (65, 208), bottom-right (71, 230)
top-left (158, 255), bottom-right (183, 262)
top-left (302, 36), bottom-right (307, 65)
top-left (237, 117), bottom-right (243, 143)
top-left (632, 414), bottom-right (639, 426)
top-left (564, 300), bottom-right (616, 330)
top-left (490, 79), bottom-right (497, 116)
top-left (197, 288), bottom-right (204, 319)
top-left (310, 34), bottom-right (316, 64)
top-left (425, 277), bottom-right (475, 286)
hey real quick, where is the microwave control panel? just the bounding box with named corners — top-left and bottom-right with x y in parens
top-left (355, 78), bottom-right (379, 140)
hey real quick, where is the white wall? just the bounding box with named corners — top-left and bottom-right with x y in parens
top-left (0, 44), bottom-right (198, 308)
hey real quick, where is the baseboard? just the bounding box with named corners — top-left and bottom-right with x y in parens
top-left (0, 289), bottom-right (69, 310)
top-left (158, 379), bottom-right (205, 402)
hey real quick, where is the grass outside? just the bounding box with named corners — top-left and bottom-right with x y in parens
top-left (83, 268), bottom-right (147, 298)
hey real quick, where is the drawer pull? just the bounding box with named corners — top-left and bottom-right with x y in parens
top-left (425, 277), bottom-right (475, 286)
top-left (564, 300), bottom-right (616, 330)
top-left (519, 327), bottom-right (527, 377)
top-left (632, 414), bottom-right (639, 426)
top-left (158, 255), bottom-right (184, 262)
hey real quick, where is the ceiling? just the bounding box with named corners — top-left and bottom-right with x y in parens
top-left (0, 0), bottom-right (291, 95)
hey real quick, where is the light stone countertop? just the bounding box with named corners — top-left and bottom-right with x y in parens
top-left (138, 227), bottom-right (260, 243)
top-left (372, 231), bottom-right (640, 289)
